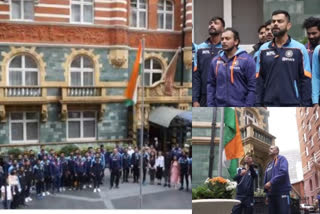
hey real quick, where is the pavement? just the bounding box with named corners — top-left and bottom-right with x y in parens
top-left (3, 169), bottom-right (192, 209)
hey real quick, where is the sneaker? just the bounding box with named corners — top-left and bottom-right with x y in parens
top-left (25, 198), bottom-right (29, 203)
top-left (59, 188), bottom-right (62, 192)
top-left (63, 187), bottom-right (66, 191)
top-left (97, 188), bottom-right (101, 192)
top-left (83, 185), bottom-right (87, 189)
top-left (28, 197), bottom-right (33, 202)
top-left (93, 188), bottom-right (97, 193)
top-left (89, 185), bottom-right (92, 188)
top-left (42, 192), bottom-right (46, 197)
top-left (46, 191), bottom-right (50, 196)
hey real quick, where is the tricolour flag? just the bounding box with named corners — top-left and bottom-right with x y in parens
top-left (222, 107), bottom-right (244, 179)
top-left (124, 42), bottom-right (142, 106)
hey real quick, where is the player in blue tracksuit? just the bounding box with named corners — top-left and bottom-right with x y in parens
top-left (207, 28), bottom-right (256, 106)
top-left (192, 17), bottom-right (225, 107)
top-left (312, 45), bottom-right (320, 104)
top-left (122, 148), bottom-right (131, 183)
top-left (33, 159), bottom-right (45, 199)
top-left (74, 157), bottom-right (87, 190)
top-left (256, 10), bottom-right (312, 106)
top-left (50, 158), bottom-right (62, 193)
top-left (303, 17), bottom-right (320, 67)
top-left (109, 148), bottom-right (122, 189)
top-left (42, 156), bottom-right (52, 195)
top-left (178, 151), bottom-right (189, 191)
top-left (232, 155), bottom-right (257, 214)
top-left (264, 146), bottom-right (291, 214)
top-left (91, 157), bottom-right (103, 192)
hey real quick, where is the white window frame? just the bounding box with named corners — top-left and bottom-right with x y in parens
top-left (9, 112), bottom-right (39, 143)
top-left (10, 0), bottom-right (34, 21)
top-left (157, 0), bottom-right (174, 30)
top-left (306, 146), bottom-right (309, 156)
top-left (130, 0), bottom-right (147, 29)
top-left (306, 108), bottom-right (309, 116)
top-left (70, 0), bottom-right (94, 24)
top-left (307, 160), bottom-right (311, 170)
top-left (311, 136), bottom-right (314, 147)
top-left (67, 111), bottom-right (97, 141)
top-left (316, 111), bottom-right (319, 121)
top-left (70, 55), bottom-right (94, 86)
top-left (303, 133), bottom-right (307, 143)
top-left (8, 55), bottom-right (39, 86)
top-left (318, 127), bottom-right (320, 139)
top-left (244, 110), bottom-right (258, 126)
top-left (144, 58), bottom-right (163, 86)
top-left (308, 122), bottom-right (311, 131)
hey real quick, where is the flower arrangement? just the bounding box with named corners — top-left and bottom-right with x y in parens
top-left (192, 177), bottom-right (237, 200)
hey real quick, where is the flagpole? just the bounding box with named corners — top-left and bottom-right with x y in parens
top-left (208, 107), bottom-right (217, 178)
top-left (218, 107), bottom-right (225, 177)
top-left (139, 37), bottom-right (145, 209)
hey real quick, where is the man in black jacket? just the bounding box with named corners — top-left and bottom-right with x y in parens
top-left (232, 155), bottom-right (257, 214)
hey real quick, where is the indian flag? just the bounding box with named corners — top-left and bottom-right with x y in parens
top-left (124, 42), bottom-right (142, 106)
top-left (222, 107), bottom-right (244, 179)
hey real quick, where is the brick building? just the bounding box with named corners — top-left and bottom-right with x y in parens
top-left (0, 0), bottom-right (192, 152)
top-left (296, 107), bottom-right (320, 205)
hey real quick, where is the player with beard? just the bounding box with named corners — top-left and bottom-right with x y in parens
top-left (264, 20), bottom-right (273, 42)
top-left (303, 17), bottom-right (320, 66)
top-left (256, 10), bottom-right (312, 106)
top-left (250, 24), bottom-right (266, 59)
top-left (207, 28), bottom-right (256, 106)
top-left (192, 17), bottom-right (224, 107)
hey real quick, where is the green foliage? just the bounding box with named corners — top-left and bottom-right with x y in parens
top-left (59, 145), bottom-right (79, 156)
top-left (254, 188), bottom-right (266, 197)
top-left (192, 179), bottom-right (236, 200)
top-left (7, 148), bottom-right (22, 158)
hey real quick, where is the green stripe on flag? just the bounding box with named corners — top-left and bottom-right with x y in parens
top-left (223, 107), bottom-right (236, 146)
top-left (228, 158), bottom-right (239, 179)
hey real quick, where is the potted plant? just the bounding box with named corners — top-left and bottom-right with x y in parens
top-left (192, 177), bottom-right (241, 214)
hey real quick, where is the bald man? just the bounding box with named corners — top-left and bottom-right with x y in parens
top-left (264, 146), bottom-right (291, 214)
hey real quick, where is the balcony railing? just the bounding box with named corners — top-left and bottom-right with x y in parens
top-left (241, 125), bottom-right (274, 146)
top-left (3, 87), bottom-right (42, 97)
top-left (66, 87), bottom-right (101, 96)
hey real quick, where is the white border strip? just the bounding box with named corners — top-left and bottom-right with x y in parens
top-left (0, 11), bottom-right (9, 15)
top-left (0, 1), bottom-right (8, 5)
top-left (95, 7), bottom-right (127, 12)
top-left (186, 2), bottom-right (192, 7)
top-left (37, 4), bottom-right (69, 9)
top-left (94, 0), bottom-right (127, 4)
top-left (35, 13), bottom-right (69, 18)
top-left (94, 17), bottom-right (126, 21)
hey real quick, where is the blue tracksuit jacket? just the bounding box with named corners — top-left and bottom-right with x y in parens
top-left (312, 45), bottom-right (320, 104)
top-left (264, 155), bottom-right (291, 196)
top-left (192, 38), bottom-right (222, 106)
top-left (234, 166), bottom-right (257, 197)
top-left (256, 37), bottom-right (312, 106)
top-left (207, 48), bottom-right (256, 106)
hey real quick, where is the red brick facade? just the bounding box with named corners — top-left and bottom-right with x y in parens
top-left (296, 107), bottom-right (320, 205)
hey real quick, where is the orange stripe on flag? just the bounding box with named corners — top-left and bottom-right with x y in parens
top-left (125, 43), bottom-right (142, 100)
top-left (224, 113), bottom-right (244, 160)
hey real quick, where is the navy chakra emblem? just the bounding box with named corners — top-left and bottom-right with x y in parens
top-left (285, 50), bottom-right (293, 58)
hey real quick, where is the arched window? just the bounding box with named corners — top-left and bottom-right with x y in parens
top-left (130, 0), bottom-right (147, 28)
top-left (11, 0), bottom-right (34, 20)
top-left (9, 55), bottom-right (38, 86)
top-left (144, 58), bottom-right (163, 86)
top-left (157, 0), bottom-right (174, 30)
top-left (71, 0), bottom-right (93, 23)
top-left (70, 55), bottom-right (94, 86)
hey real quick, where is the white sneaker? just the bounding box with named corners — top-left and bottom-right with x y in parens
top-left (63, 187), bottom-right (66, 191)
top-left (83, 185), bottom-right (87, 189)
top-left (97, 188), bottom-right (101, 192)
top-left (89, 185), bottom-right (92, 188)
top-left (59, 188), bottom-right (62, 192)
top-left (25, 198), bottom-right (29, 203)
top-left (46, 191), bottom-right (50, 196)
top-left (28, 197), bottom-right (33, 201)
top-left (93, 188), bottom-right (97, 193)
top-left (42, 192), bottom-right (45, 197)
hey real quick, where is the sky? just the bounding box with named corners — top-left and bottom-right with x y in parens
top-left (268, 107), bottom-right (300, 152)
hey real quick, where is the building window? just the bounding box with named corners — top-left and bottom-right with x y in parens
top-left (71, 0), bottom-right (93, 24)
top-left (67, 111), bottom-right (96, 140)
top-left (307, 161), bottom-right (311, 170)
top-left (9, 55), bottom-right (39, 86)
top-left (144, 58), bottom-right (163, 86)
top-left (244, 111), bottom-right (258, 126)
top-left (306, 146), bottom-right (309, 156)
top-left (311, 136), bottom-right (314, 147)
top-left (302, 121), bottom-right (305, 129)
top-left (70, 55), bottom-right (94, 86)
top-left (11, 0), bottom-right (34, 20)
top-left (318, 127), bottom-right (320, 139)
top-left (306, 107), bottom-right (309, 116)
top-left (157, 0), bottom-right (174, 30)
top-left (316, 111), bottom-right (319, 121)
top-left (130, 0), bottom-right (147, 28)
top-left (300, 109), bottom-right (303, 117)
top-left (308, 122), bottom-right (311, 131)
top-left (309, 179), bottom-right (313, 191)
top-left (303, 133), bottom-right (307, 143)
top-left (316, 173), bottom-right (319, 187)
top-left (10, 112), bottom-right (39, 143)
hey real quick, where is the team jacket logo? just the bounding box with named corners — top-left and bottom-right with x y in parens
top-left (202, 50), bottom-right (210, 54)
top-left (285, 50), bottom-right (293, 58)
top-left (266, 51), bottom-right (276, 56)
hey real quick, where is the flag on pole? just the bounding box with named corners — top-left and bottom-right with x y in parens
top-left (222, 107), bottom-right (244, 178)
top-left (124, 42), bottom-right (142, 106)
